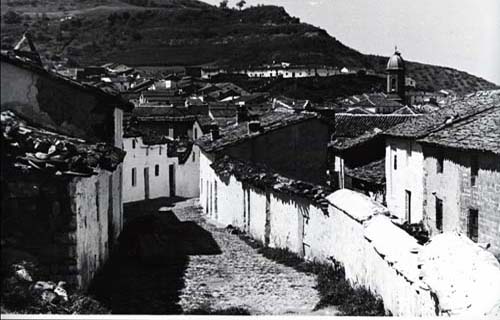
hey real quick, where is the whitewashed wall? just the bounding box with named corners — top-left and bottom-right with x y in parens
top-left (385, 137), bottom-right (424, 223)
top-left (175, 145), bottom-right (200, 198)
top-left (123, 137), bottom-right (177, 203)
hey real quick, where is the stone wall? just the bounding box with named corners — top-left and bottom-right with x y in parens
top-left (423, 146), bottom-right (500, 258)
top-left (200, 154), bottom-right (500, 316)
top-left (1, 170), bottom-right (113, 289)
top-left (175, 145), bottom-right (200, 198)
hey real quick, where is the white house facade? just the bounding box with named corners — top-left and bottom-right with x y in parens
top-left (385, 137), bottom-right (424, 224)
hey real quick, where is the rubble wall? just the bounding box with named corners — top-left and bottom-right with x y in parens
top-left (70, 171), bottom-right (111, 289)
top-left (424, 147), bottom-right (500, 258)
top-left (1, 175), bottom-right (82, 289)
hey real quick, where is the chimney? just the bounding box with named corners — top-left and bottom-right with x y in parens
top-left (237, 105), bottom-right (250, 123)
top-left (247, 120), bottom-right (261, 133)
top-left (210, 124), bottom-right (220, 141)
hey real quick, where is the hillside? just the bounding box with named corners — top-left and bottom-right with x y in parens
top-left (1, 0), bottom-right (497, 94)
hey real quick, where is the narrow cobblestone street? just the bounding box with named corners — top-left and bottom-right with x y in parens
top-left (171, 198), bottom-right (332, 315)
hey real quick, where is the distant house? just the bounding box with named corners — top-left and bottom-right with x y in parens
top-left (197, 109), bottom-right (331, 187)
top-left (122, 107), bottom-right (202, 201)
top-left (122, 134), bottom-right (199, 203)
top-left (139, 89), bottom-right (185, 106)
top-left (340, 93), bottom-right (403, 114)
top-left (328, 114), bottom-right (420, 200)
top-left (417, 104), bottom-right (500, 257)
top-left (1, 50), bottom-right (133, 289)
top-left (384, 90), bottom-right (499, 226)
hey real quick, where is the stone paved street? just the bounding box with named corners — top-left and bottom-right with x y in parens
top-left (171, 198), bottom-right (334, 315)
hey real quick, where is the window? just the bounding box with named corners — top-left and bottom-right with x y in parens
top-left (131, 168), bottom-right (137, 187)
top-left (192, 151), bottom-right (196, 162)
top-left (155, 164), bottom-right (159, 176)
top-left (159, 147), bottom-right (162, 155)
top-left (435, 197), bottom-right (443, 232)
top-left (132, 140), bottom-right (136, 149)
top-left (468, 209), bottom-right (479, 242)
top-left (194, 127), bottom-right (198, 140)
top-left (393, 154), bottom-right (398, 170)
top-left (405, 190), bottom-right (412, 222)
top-left (214, 180), bottom-right (218, 217)
top-left (471, 156), bottom-right (478, 186)
top-left (436, 152), bottom-right (444, 174)
top-left (146, 147), bottom-right (149, 156)
top-left (391, 77), bottom-right (397, 92)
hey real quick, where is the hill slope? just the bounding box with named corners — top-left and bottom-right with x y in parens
top-left (1, 0), bottom-right (497, 93)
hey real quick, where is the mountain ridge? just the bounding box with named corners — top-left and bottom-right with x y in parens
top-left (1, 0), bottom-right (497, 93)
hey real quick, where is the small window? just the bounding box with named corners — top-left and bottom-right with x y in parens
top-left (132, 168), bottom-right (137, 187)
top-left (391, 77), bottom-right (397, 92)
top-left (159, 147), bottom-right (162, 155)
top-left (155, 164), bottom-right (159, 176)
top-left (405, 190), bottom-right (411, 222)
top-left (435, 197), bottom-right (443, 232)
top-left (194, 127), bottom-right (198, 140)
top-left (471, 156), bottom-right (478, 186)
top-left (393, 154), bottom-right (398, 170)
top-left (132, 140), bottom-right (136, 149)
top-left (436, 152), bottom-right (444, 174)
top-left (468, 209), bottom-right (479, 242)
top-left (146, 147), bottom-right (149, 156)
top-left (192, 151), bottom-right (196, 162)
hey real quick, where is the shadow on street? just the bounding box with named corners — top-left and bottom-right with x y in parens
top-left (89, 199), bottom-right (221, 314)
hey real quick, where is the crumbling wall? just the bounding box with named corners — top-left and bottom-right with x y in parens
top-left (201, 162), bottom-right (500, 316)
top-left (1, 175), bottom-right (79, 288)
top-left (1, 61), bottom-right (115, 143)
top-left (69, 171), bottom-right (111, 289)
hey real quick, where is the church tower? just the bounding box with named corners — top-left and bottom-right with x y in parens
top-left (386, 48), bottom-right (405, 103)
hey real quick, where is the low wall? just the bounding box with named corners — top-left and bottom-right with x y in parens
top-left (202, 165), bottom-right (500, 316)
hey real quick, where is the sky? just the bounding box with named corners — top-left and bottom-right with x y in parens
top-left (203, 0), bottom-right (500, 84)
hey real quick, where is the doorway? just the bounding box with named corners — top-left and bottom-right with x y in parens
top-left (144, 167), bottom-right (150, 200)
top-left (169, 164), bottom-right (175, 197)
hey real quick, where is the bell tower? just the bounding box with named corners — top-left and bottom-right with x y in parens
top-left (386, 47), bottom-right (405, 103)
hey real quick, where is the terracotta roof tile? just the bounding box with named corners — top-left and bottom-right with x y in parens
top-left (345, 159), bottom-right (386, 185)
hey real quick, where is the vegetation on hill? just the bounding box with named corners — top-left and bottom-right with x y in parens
top-left (1, 0), bottom-right (497, 93)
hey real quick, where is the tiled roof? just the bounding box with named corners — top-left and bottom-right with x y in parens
top-left (338, 93), bottom-right (402, 109)
top-left (345, 107), bottom-right (374, 114)
top-left (1, 51), bottom-right (133, 111)
top-left (209, 107), bottom-right (237, 118)
top-left (2, 110), bottom-right (125, 177)
top-left (345, 159), bottom-right (386, 186)
top-left (418, 106), bottom-right (500, 155)
top-left (129, 106), bottom-right (196, 122)
top-left (211, 155), bottom-right (332, 213)
top-left (329, 127), bottom-right (384, 151)
top-left (334, 114), bottom-right (420, 138)
top-left (196, 110), bottom-right (318, 152)
top-left (385, 90), bottom-right (500, 138)
top-left (391, 105), bottom-right (419, 115)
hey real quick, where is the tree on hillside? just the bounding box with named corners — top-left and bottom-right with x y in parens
top-left (219, 0), bottom-right (228, 9)
top-left (3, 10), bottom-right (22, 24)
top-left (236, 0), bottom-right (246, 11)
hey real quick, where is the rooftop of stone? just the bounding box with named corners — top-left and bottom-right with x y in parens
top-left (196, 110), bottom-right (318, 153)
top-left (345, 159), bottom-right (386, 186)
top-left (1, 110), bottom-right (125, 177)
top-left (333, 114), bottom-right (419, 138)
top-left (338, 92), bottom-right (403, 108)
top-left (385, 90), bottom-right (500, 138)
top-left (127, 106), bottom-right (196, 122)
top-left (329, 127), bottom-right (384, 151)
top-left (418, 106), bottom-right (500, 155)
top-left (211, 155), bottom-right (332, 212)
